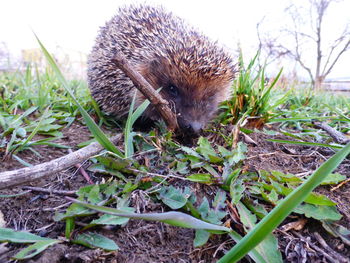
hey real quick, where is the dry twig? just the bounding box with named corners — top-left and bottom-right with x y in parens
top-left (22, 186), bottom-right (77, 196)
top-left (0, 134), bottom-right (122, 190)
top-left (313, 121), bottom-right (350, 144)
top-left (112, 53), bottom-right (178, 131)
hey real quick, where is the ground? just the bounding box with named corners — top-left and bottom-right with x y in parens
top-left (0, 122), bottom-right (350, 263)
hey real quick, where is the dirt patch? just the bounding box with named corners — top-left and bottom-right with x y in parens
top-left (1, 124), bottom-right (350, 262)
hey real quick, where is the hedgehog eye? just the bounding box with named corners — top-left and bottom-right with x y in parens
top-left (168, 85), bottom-right (179, 96)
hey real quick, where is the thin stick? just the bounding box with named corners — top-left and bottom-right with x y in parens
top-left (0, 134), bottom-right (122, 190)
top-left (22, 186), bottom-right (77, 196)
top-left (313, 121), bottom-right (350, 144)
top-left (112, 53), bottom-right (178, 131)
top-left (68, 149), bottom-right (93, 184)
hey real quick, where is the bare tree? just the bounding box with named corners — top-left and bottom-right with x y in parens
top-left (258, 0), bottom-right (350, 89)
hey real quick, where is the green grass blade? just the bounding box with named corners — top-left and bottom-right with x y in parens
top-left (9, 106), bottom-right (38, 129)
top-left (0, 228), bottom-right (51, 243)
top-left (70, 198), bottom-right (230, 232)
top-left (218, 142), bottom-right (350, 263)
top-left (13, 240), bottom-right (60, 260)
top-left (13, 107), bottom-right (50, 154)
top-left (258, 68), bottom-right (283, 106)
top-left (267, 139), bottom-right (342, 149)
top-left (268, 116), bottom-right (343, 123)
top-left (34, 34), bottom-right (123, 157)
top-left (228, 232), bottom-right (267, 263)
top-left (124, 90), bottom-right (152, 158)
top-left (124, 91), bottom-right (137, 158)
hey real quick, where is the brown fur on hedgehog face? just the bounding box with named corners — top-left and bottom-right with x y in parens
top-left (136, 54), bottom-right (235, 134)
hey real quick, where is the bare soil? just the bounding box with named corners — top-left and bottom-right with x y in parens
top-left (1, 123), bottom-right (350, 262)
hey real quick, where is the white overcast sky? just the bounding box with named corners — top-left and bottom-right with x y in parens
top-left (1, 0), bottom-right (349, 79)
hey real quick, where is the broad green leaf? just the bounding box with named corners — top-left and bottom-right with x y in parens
top-left (230, 177), bottom-right (245, 204)
top-left (263, 181), bottom-right (336, 206)
top-left (186, 155), bottom-right (204, 168)
top-left (266, 189), bottom-right (278, 205)
top-left (187, 173), bottom-right (214, 184)
top-left (0, 228), bottom-right (50, 243)
top-left (73, 232), bottom-right (119, 251)
top-left (65, 218), bottom-right (75, 239)
top-left (294, 203), bottom-right (342, 221)
top-left (236, 202), bottom-right (257, 230)
top-left (198, 193), bottom-right (227, 225)
top-left (269, 170), bottom-right (302, 184)
top-left (228, 232), bottom-right (267, 263)
top-left (236, 203), bottom-right (282, 263)
top-left (218, 145), bottom-right (232, 157)
top-left (87, 185), bottom-right (102, 204)
top-left (70, 199), bottom-right (230, 231)
top-left (181, 146), bottom-right (203, 159)
top-left (208, 154), bottom-right (224, 163)
top-left (16, 127), bottom-right (26, 137)
top-left (122, 181), bottom-right (138, 193)
top-left (90, 214), bottom-right (129, 226)
top-left (228, 142), bottom-right (247, 165)
top-left (197, 137), bottom-right (218, 161)
top-left (174, 160), bottom-right (189, 174)
top-left (53, 203), bottom-right (93, 221)
top-left (88, 164), bottom-right (128, 182)
top-left (96, 156), bottom-right (131, 172)
top-left (243, 199), bottom-right (268, 219)
top-left (321, 173), bottom-right (346, 185)
top-left (194, 229), bottom-right (210, 247)
top-left (13, 239), bottom-right (61, 260)
top-left (213, 191), bottom-right (227, 217)
top-left (203, 164), bottom-right (220, 178)
top-left (158, 186), bottom-right (188, 209)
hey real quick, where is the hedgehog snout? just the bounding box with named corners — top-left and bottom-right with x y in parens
top-left (179, 119), bottom-right (204, 134)
top-left (178, 118), bottom-right (204, 135)
top-left (176, 99), bottom-right (218, 134)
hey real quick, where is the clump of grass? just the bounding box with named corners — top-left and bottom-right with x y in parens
top-left (0, 63), bottom-right (93, 163)
top-left (218, 51), bottom-right (285, 129)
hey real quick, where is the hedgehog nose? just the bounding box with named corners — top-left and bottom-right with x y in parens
top-left (182, 121), bottom-right (203, 135)
top-left (190, 121), bottom-right (203, 134)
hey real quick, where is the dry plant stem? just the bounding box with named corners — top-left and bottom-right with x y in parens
top-left (313, 121), bottom-right (350, 144)
top-left (0, 134), bottom-right (122, 190)
top-left (22, 186), bottom-right (77, 197)
top-left (68, 148), bottom-right (94, 184)
top-left (293, 231), bottom-right (341, 263)
top-left (313, 232), bottom-right (349, 263)
top-left (112, 53), bottom-right (178, 131)
top-left (331, 177), bottom-right (350, 191)
top-left (231, 125), bottom-right (240, 149)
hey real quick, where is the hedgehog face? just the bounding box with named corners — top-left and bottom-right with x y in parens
top-left (139, 58), bottom-right (234, 134)
top-left (162, 83), bottom-right (220, 134)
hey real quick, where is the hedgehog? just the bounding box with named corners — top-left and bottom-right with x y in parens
top-left (88, 5), bottom-right (236, 134)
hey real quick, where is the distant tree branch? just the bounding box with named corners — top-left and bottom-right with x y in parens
top-left (323, 38), bottom-right (350, 77)
top-left (257, 0), bottom-right (350, 88)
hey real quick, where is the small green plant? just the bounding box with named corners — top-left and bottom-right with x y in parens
top-left (0, 52), bottom-right (94, 163)
top-left (218, 51), bottom-right (285, 128)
